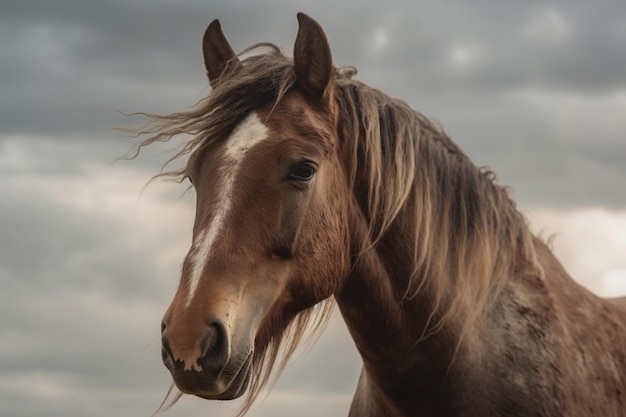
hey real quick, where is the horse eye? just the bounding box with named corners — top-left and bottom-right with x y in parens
top-left (287, 162), bottom-right (316, 182)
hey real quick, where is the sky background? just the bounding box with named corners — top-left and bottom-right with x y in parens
top-left (1, 1), bottom-right (625, 416)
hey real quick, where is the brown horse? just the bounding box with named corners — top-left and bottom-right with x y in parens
top-left (134, 13), bottom-right (626, 417)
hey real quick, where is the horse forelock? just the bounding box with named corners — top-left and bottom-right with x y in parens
top-left (126, 44), bottom-right (296, 183)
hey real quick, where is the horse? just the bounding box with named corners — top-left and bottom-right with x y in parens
top-left (133, 12), bottom-right (626, 417)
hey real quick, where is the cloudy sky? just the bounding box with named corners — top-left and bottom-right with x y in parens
top-left (1, 1), bottom-right (625, 416)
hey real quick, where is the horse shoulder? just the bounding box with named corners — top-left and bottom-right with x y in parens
top-left (607, 295), bottom-right (626, 312)
top-left (505, 240), bottom-right (626, 416)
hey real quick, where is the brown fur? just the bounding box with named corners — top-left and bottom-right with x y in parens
top-left (130, 13), bottom-right (626, 417)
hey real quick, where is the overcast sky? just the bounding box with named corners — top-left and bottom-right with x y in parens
top-left (1, 1), bottom-right (625, 416)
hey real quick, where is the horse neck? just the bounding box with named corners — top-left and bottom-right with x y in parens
top-left (336, 197), bottom-right (463, 373)
top-left (333, 105), bottom-right (537, 414)
top-left (335, 200), bottom-right (470, 416)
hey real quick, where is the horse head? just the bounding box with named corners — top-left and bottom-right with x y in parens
top-left (160, 13), bottom-right (350, 401)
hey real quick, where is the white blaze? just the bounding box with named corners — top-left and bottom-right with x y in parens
top-left (185, 112), bottom-right (269, 307)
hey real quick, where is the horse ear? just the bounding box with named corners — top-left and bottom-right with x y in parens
top-left (294, 13), bottom-right (333, 101)
top-left (202, 19), bottom-right (240, 87)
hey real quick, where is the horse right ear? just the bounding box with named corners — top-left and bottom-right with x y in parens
top-left (202, 20), bottom-right (241, 87)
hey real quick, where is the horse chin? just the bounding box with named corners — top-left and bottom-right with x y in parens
top-left (198, 358), bottom-right (252, 401)
top-left (175, 353), bottom-right (252, 401)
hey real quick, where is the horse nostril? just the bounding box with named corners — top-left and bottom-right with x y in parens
top-left (200, 319), bottom-right (229, 369)
top-left (161, 321), bottom-right (167, 334)
top-left (161, 336), bottom-right (174, 370)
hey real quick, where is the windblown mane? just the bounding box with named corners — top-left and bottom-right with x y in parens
top-left (334, 79), bottom-right (540, 341)
top-left (128, 43), bottom-right (539, 413)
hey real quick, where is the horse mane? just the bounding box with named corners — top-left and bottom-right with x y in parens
top-left (127, 43), bottom-right (540, 414)
top-left (333, 79), bottom-right (540, 340)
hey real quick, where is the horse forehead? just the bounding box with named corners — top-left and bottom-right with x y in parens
top-left (223, 112), bottom-right (271, 159)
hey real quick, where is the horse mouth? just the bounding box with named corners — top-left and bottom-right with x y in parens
top-left (171, 353), bottom-right (253, 401)
top-left (198, 354), bottom-right (253, 400)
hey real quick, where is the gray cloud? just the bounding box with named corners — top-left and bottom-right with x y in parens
top-left (1, 1), bottom-right (625, 416)
top-left (0, 184), bottom-right (163, 416)
top-left (2, 0), bottom-right (625, 207)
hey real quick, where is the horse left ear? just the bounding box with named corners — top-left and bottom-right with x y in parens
top-left (202, 19), bottom-right (241, 87)
top-left (294, 13), bottom-right (334, 101)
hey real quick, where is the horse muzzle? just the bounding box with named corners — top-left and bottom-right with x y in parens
top-left (160, 315), bottom-right (253, 400)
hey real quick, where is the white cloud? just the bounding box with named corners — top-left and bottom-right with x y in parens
top-left (602, 270), bottom-right (626, 297)
top-left (43, 162), bottom-right (195, 288)
top-left (527, 208), bottom-right (626, 297)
